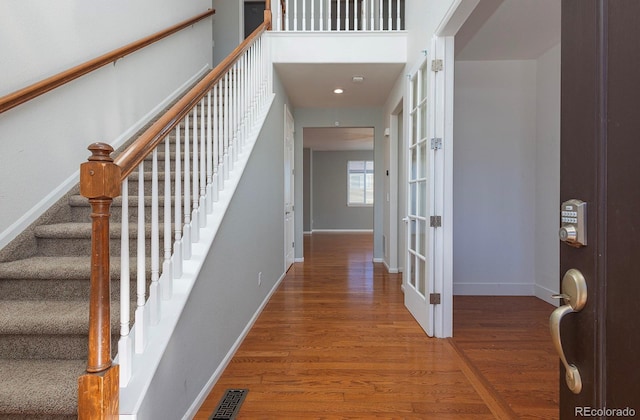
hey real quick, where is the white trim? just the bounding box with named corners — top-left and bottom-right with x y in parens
top-left (311, 229), bottom-right (373, 233)
top-left (535, 284), bottom-right (560, 307)
top-left (372, 258), bottom-right (384, 263)
top-left (382, 259), bottom-right (399, 274)
top-left (183, 269), bottom-right (286, 420)
top-left (119, 93), bottom-right (276, 418)
top-left (303, 231), bottom-right (312, 235)
top-left (453, 283), bottom-right (535, 296)
top-left (294, 257), bottom-right (305, 263)
top-left (0, 65), bottom-right (210, 252)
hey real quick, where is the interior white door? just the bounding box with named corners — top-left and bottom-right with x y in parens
top-left (404, 54), bottom-right (433, 336)
top-left (284, 104), bottom-right (295, 271)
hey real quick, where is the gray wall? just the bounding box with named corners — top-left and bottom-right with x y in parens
top-left (312, 150), bottom-right (374, 230)
top-left (138, 71), bottom-right (289, 419)
top-left (303, 148), bottom-right (312, 232)
top-left (293, 107), bottom-right (385, 260)
top-left (211, 0), bottom-right (242, 65)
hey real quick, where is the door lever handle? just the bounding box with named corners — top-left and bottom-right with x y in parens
top-left (549, 269), bottom-right (587, 394)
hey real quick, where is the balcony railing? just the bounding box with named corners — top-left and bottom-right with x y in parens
top-left (273, 0), bottom-right (405, 32)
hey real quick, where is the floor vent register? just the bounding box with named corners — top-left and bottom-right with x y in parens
top-left (209, 389), bottom-right (249, 420)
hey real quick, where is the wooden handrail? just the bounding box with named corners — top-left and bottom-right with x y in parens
top-left (114, 21), bottom-right (269, 179)
top-left (79, 5), bottom-right (272, 417)
top-left (0, 9), bottom-right (215, 114)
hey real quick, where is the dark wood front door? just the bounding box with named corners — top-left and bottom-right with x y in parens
top-left (561, 0), bottom-right (640, 417)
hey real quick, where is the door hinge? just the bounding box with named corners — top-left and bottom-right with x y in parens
top-left (292, 205), bottom-right (294, 212)
top-left (429, 293), bottom-right (441, 305)
top-left (431, 59), bottom-right (443, 72)
top-left (430, 138), bottom-right (442, 150)
top-left (292, 241), bottom-right (295, 248)
top-left (430, 216), bottom-right (442, 227)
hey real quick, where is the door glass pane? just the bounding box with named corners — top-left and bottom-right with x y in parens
top-left (421, 65), bottom-right (428, 99)
top-left (408, 254), bottom-right (416, 288)
top-left (410, 183), bottom-right (416, 216)
top-left (420, 103), bottom-right (428, 139)
top-left (412, 75), bottom-right (418, 109)
top-left (421, 217), bottom-right (427, 257)
top-left (409, 219), bottom-right (417, 252)
top-left (411, 111), bottom-right (418, 145)
top-left (416, 220), bottom-right (424, 255)
top-left (410, 147), bottom-right (417, 181)
top-left (418, 144), bottom-right (427, 179)
top-left (418, 181), bottom-right (426, 218)
top-left (418, 258), bottom-right (426, 296)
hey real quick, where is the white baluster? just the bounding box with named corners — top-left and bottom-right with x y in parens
top-left (162, 137), bottom-right (173, 299)
top-left (183, 113), bottom-right (192, 259)
top-left (224, 72), bottom-right (230, 181)
top-left (319, 0), bottom-right (324, 31)
top-left (135, 163), bottom-right (146, 354)
top-left (311, 0), bottom-right (315, 31)
top-left (370, 0), bottom-right (374, 30)
top-left (213, 83), bottom-right (220, 199)
top-left (355, 0), bottom-right (359, 30)
top-left (206, 90), bottom-right (214, 212)
top-left (199, 97), bottom-right (207, 227)
top-left (294, 0), bottom-right (298, 30)
top-left (337, 0), bottom-right (341, 30)
top-left (150, 149), bottom-right (160, 325)
top-left (346, 0), bottom-right (350, 31)
top-left (379, 0), bottom-right (383, 30)
top-left (328, 0), bottom-right (332, 30)
top-left (173, 124), bottom-right (183, 278)
top-left (396, 0), bottom-right (401, 30)
top-left (302, 0), bottom-right (306, 31)
top-left (191, 107), bottom-right (200, 241)
top-left (119, 178), bottom-right (132, 386)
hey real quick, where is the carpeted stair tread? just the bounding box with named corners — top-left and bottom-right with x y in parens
top-left (0, 256), bottom-right (125, 280)
top-left (0, 300), bottom-right (109, 335)
top-left (34, 222), bottom-right (166, 239)
top-left (0, 359), bottom-right (84, 417)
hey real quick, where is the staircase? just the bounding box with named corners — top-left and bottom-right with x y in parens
top-left (0, 119), bottom-right (178, 418)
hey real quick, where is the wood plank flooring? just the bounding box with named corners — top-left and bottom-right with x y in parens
top-left (194, 233), bottom-right (558, 419)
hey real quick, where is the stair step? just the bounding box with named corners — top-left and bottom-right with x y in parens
top-left (0, 256), bottom-right (149, 300)
top-left (33, 222), bottom-right (168, 257)
top-left (0, 300), bottom-right (119, 359)
top-left (0, 359), bottom-right (84, 418)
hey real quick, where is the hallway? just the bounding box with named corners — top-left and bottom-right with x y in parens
top-left (194, 233), bottom-right (557, 419)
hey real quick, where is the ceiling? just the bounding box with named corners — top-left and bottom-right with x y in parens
top-left (456, 0), bottom-right (560, 60)
top-left (283, 0), bottom-right (560, 150)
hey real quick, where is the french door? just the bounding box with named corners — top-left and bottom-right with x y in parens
top-left (403, 54), bottom-right (434, 336)
top-left (284, 105), bottom-right (295, 271)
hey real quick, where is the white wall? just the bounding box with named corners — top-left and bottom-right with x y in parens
top-left (0, 0), bottom-right (213, 248)
top-left (453, 60), bottom-right (537, 295)
top-left (534, 43), bottom-right (561, 304)
top-left (136, 72), bottom-right (288, 419)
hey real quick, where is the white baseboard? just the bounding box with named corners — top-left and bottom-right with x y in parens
top-left (535, 284), bottom-right (560, 307)
top-left (311, 229), bottom-right (374, 233)
top-left (381, 259), bottom-right (399, 274)
top-left (183, 270), bottom-right (286, 420)
top-left (0, 65), bottom-right (210, 252)
top-left (453, 282), bottom-right (535, 296)
top-left (294, 257), bottom-right (304, 263)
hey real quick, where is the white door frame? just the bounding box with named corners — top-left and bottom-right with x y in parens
top-left (284, 104), bottom-right (295, 271)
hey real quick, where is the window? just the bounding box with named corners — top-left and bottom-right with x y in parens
top-left (347, 160), bottom-right (374, 206)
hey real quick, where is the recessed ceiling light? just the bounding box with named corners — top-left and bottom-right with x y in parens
top-left (352, 76), bottom-right (365, 83)
top-left (333, 88), bottom-right (344, 94)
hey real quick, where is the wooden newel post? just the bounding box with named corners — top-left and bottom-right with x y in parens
top-left (265, 0), bottom-right (273, 30)
top-left (78, 142), bottom-right (121, 419)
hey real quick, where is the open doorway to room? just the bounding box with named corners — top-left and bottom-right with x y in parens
top-left (244, 1), bottom-right (266, 38)
top-left (303, 127), bottom-right (375, 245)
top-left (443, 0), bottom-right (561, 416)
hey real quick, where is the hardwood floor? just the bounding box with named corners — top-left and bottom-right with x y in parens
top-left (194, 233), bottom-right (558, 419)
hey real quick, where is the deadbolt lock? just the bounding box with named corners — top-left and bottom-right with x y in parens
top-left (559, 199), bottom-right (587, 247)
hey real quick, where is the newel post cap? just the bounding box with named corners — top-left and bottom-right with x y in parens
top-left (80, 142), bottom-right (122, 199)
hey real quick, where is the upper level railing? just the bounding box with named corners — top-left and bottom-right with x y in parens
top-left (273, 0), bottom-right (404, 32)
top-left (0, 10), bottom-right (215, 115)
top-left (77, 4), bottom-right (274, 419)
